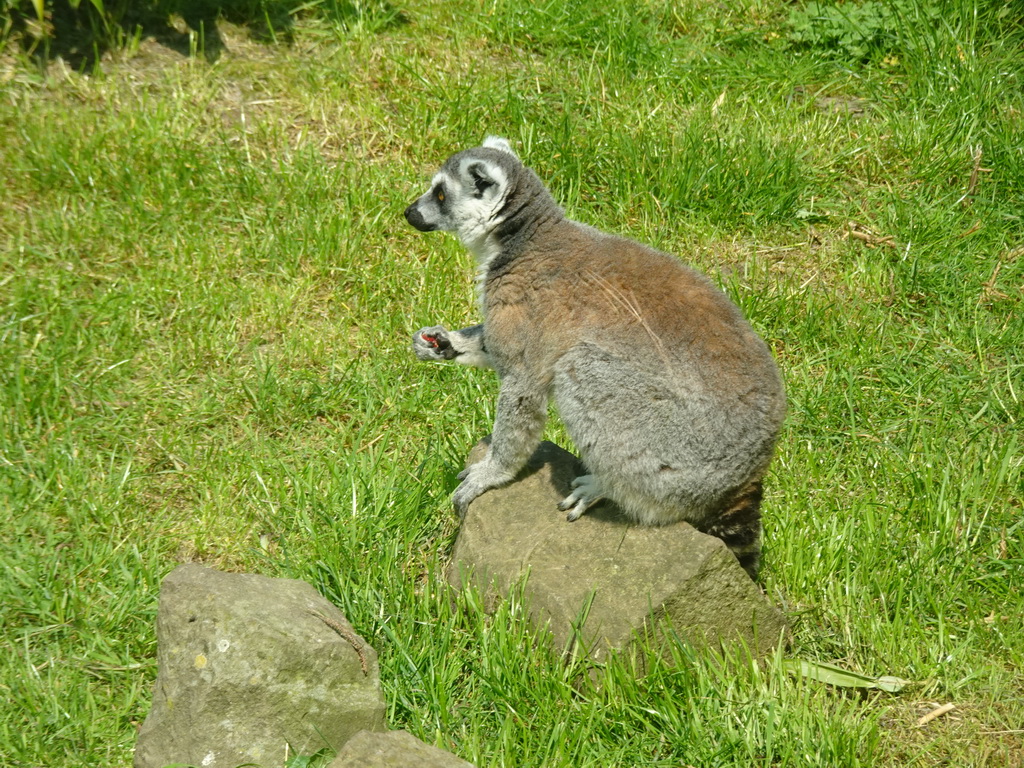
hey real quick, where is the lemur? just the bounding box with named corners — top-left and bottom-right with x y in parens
top-left (405, 137), bottom-right (786, 579)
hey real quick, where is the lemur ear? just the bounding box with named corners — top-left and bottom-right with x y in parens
top-left (482, 135), bottom-right (518, 158)
top-left (466, 162), bottom-right (500, 196)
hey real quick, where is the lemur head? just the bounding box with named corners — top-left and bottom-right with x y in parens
top-left (404, 137), bottom-right (533, 261)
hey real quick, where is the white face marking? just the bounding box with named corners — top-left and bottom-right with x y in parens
top-left (409, 154), bottom-right (514, 304)
top-left (448, 159), bottom-right (509, 265)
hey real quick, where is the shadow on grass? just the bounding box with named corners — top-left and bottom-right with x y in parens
top-left (6, 0), bottom-right (407, 70)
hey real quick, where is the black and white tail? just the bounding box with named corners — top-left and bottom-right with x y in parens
top-left (703, 479), bottom-right (765, 580)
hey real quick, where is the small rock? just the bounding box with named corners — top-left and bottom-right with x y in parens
top-left (329, 730), bottom-right (476, 768)
top-left (449, 440), bottom-right (788, 669)
top-left (134, 564), bottom-right (386, 768)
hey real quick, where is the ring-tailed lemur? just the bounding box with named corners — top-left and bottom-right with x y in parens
top-left (405, 137), bottom-right (786, 579)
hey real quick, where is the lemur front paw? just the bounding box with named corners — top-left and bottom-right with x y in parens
top-left (412, 325), bottom-right (457, 361)
top-left (453, 466), bottom-right (486, 518)
top-left (452, 460), bottom-right (515, 517)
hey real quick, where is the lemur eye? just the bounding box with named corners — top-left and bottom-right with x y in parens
top-left (436, 187), bottom-right (445, 202)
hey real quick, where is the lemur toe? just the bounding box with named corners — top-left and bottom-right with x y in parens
top-left (558, 475), bottom-right (604, 521)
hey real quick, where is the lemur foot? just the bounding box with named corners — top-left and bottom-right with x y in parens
top-left (412, 326), bottom-right (456, 361)
top-left (452, 472), bottom-right (484, 518)
top-left (557, 474), bottom-right (605, 522)
top-left (453, 461), bottom-right (514, 517)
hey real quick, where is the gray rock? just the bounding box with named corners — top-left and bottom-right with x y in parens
top-left (329, 730), bottom-right (476, 768)
top-left (449, 440), bottom-right (788, 668)
top-left (134, 564), bottom-right (386, 768)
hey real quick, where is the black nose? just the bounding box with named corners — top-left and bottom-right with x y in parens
top-left (404, 204), bottom-right (435, 232)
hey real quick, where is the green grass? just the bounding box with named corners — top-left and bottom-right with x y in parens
top-left (1, 0), bottom-right (1022, 765)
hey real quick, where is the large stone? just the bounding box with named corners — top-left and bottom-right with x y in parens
top-left (135, 564), bottom-right (386, 768)
top-left (329, 730), bottom-right (476, 768)
top-left (449, 440), bottom-right (788, 667)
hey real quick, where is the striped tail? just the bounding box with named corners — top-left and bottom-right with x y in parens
top-left (702, 479), bottom-right (764, 581)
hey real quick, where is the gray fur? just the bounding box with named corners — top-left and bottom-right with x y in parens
top-left (405, 138), bottom-right (786, 579)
